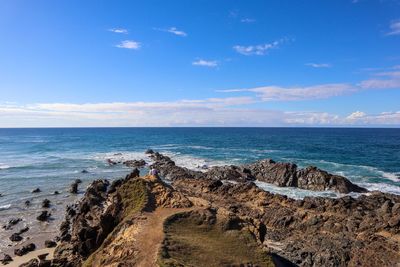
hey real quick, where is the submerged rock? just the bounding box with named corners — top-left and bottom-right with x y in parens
top-left (69, 182), bottom-right (78, 194)
top-left (42, 199), bottom-right (51, 208)
top-left (2, 218), bottom-right (22, 230)
top-left (123, 159), bottom-right (146, 168)
top-left (31, 188), bottom-right (41, 193)
top-left (9, 233), bottom-right (22, 242)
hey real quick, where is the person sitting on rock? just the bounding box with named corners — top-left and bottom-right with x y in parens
top-left (149, 168), bottom-right (159, 178)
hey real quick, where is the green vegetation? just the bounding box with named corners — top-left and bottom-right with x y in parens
top-left (159, 212), bottom-right (275, 267)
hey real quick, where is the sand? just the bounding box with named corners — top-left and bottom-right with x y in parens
top-left (0, 247), bottom-right (55, 267)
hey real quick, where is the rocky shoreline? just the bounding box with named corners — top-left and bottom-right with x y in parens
top-left (2, 151), bottom-right (400, 266)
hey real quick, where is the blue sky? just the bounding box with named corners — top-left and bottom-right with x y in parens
top-left (0, 0), bottom-right (399, 127)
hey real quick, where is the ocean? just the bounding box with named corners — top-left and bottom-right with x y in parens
top-left (0, 127), bottom-right (399, 253)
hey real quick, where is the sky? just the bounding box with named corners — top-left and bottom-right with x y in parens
top-left (0, 0), bottom-right (399, 127)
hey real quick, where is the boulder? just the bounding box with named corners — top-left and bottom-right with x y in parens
top-left (2, 218), bottom-right (22, 230)
top-left (36, 211), bottom-right (51, 222)
top-left (123, 159), bottom-right (146, 168)
top-left (31, 188), bottom-right (41, 193)
top-left (42, 199), bottom-right (51, 208)
top-left (44, 240), bottom-right (57, 248)
top-left (0, 254), bottom-right (12, 264)
top-left (9, 233), bottom-right (22, 242)
top-left (14, 243), bottom-right (36, 256)
top-left (69, 182), bottom-right (78, 194)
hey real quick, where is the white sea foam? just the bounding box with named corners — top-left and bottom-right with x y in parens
top-left (0, 204), bottom-right (11, 211)
top-left (0, 164), bottom-right (10, 170)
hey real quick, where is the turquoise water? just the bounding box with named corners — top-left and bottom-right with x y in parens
top-left (0, 127), bottom-right (399, 252)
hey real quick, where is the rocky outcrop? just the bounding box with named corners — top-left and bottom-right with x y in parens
top-left (123, 159), bottom-right (146, 168)
top-left (52, 169), bottom-right (192, 266)
top-left (246, 159), bottom-right (367, 193)
top-left (172, 177), bottom-right (400, 267)
top-left (43, 152), bottom-right (398, 267)
top-left (149, 152), bottom-right (205, 180)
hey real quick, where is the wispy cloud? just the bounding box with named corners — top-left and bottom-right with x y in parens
top-left (219, 84), bottom-right (355, 101)
top-left (359, 69), bottom-right (400, 89)
top-left (115, 40), bottom-right (141, 50)
top-left (305, 63), bottom-right (332, 68)
top-left (192, 59), bottom-right (218, 67)
top-left (386, 20), bottom-right (400, 36)
top-left (1, 102), bottom-right (398, 127)
top-left (108, 28), bottom-right (128, 34)
top-left (241, 18), bottom-right (256, 23)
top-left (233, 38), bottom-right (289, 56)
top-left (154, 27), bottom-right (187, 37)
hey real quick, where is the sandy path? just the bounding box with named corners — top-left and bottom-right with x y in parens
top-left (134, 207), bottom-right (193, 267)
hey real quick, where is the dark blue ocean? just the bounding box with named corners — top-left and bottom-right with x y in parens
top-left (0, 128), bottom-right (399, 252)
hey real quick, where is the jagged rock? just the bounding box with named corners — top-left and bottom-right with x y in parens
top-left (123, 159), bottom-right (146, 168)
top-left (3, 218), bottom-right (22, 230)
top-left (9, 233), bottom-right (22, 242)
top-left (44, 240), bottom-right (57, 248)
top-left (36, 211), bottom-right (51, 221)
top-left (42, 199), bottom-right (50, 208)
top-left (31, 188), bottom-right (41, 193)
top-left (38, 253), bottom-right (48, 260)
top-left (206, 165), bottom-right (254, 182)
top-left (14, 243), bottom-right (35, 256)
top-left (0, 254), bottom-right (12, 264)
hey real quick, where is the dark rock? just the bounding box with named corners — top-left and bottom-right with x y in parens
top-left (145, 149), bottom-right (154, 154)
top-left (19, 258), bottom-right (38, 267)
top-left (74, 179), bottom-right (82, 184)
top-left (0, 254), bottom-right (12, 264)
top-left (9, 233), bottom-right (22, 242)
top-left (69, 182), bottom-right (78, 194)
top-left (37, 253), bottom-right (48, 260)
top-left (107, 159), bottom-right (117, 165)
top-left (38, 259), bottom-right (51, 267)
top-left (3, 218), bottom-right (22, 230)
top-left (25, 200), bottom-right (31, 206)
top-left (36, 211), bottom-right (51, 221)
top-left (123, 159), bottom-right (146, 168)
top-left (17, 227), bottom-right (29, 234)
top-left (81, 170), bottom-right (89, 173)
top-left (31, 188), bottom-right (41, 193)
top-left (44, 240), bottom-right (57, 248)
top-left (53, 191), bottom-right (60, 195)
top-left (42, 199), bottom-right (51, 208)
top-left (14, 243), bottom-right (36, 256)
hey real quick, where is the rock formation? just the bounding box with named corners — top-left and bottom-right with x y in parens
top-left (26, 151), bottom-right (398, 267)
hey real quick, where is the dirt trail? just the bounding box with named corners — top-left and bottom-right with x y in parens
top-left (134, 207), bottom-right (194, 267)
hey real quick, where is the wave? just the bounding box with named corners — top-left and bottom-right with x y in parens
top-left (0, 204), bottom-right (11, 211)
top-left (0, 164), bottom-right (10, 170)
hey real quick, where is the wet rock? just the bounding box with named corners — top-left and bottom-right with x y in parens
top-left (9, 233), bottom-right (23, 242)
top-left (36, 211), bottom-right (51, 221)
top-left (69, 182), bottom-right (78, 194)
top-left (17, 227), bottom-right (29, 234)
top-left (145, 149), bottom-right (154, 154)
top-left (31, 188), bottom-right (41, 193)
top-left (0, 254), bottom-right (12, 264)
top-left (42, 199), bottom-right (51, 208)
top-left (3, 218), bottom-right (22, 230)
top-left (53, 191), bottom-right (60, 195)
top-left (14, 243), bottom-right (36, 256)
top-left (44, 240), bottom-right (57, 248)
top-left (81, 170), bottom-right (88, 173)
top-left (25, 200), bottom-right (31, 206)
top-left (107, 159), bottom-right (117, 165)
top-left (74, 179), bottom-right (82, 184)
top-left (123, 159), bottom-right (146, 168)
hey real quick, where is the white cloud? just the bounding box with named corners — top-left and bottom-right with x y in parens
top-left (219, 84), bottom-right (355, 101)
top-left (115, 40), bottom-right (141, 50)
top-left (233, 38), bottom-right (289, 56)
top-left (192, 59), bottom-right (218, 67)
top-left (155, 27), bottom-right (187, 37)
top-left (241, 18), bottom-right (256, 23)
top-left (305, 63), bottom-right (332, 68)
top-left (108, 28), bottom-right (128, 34)
top-left (387, 20), bottom-right (400, 36)
top-left (346, 111), bottom-right (366, 120)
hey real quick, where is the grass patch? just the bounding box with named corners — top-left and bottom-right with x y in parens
top-left (159, 211), bottom-right (275, 267)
